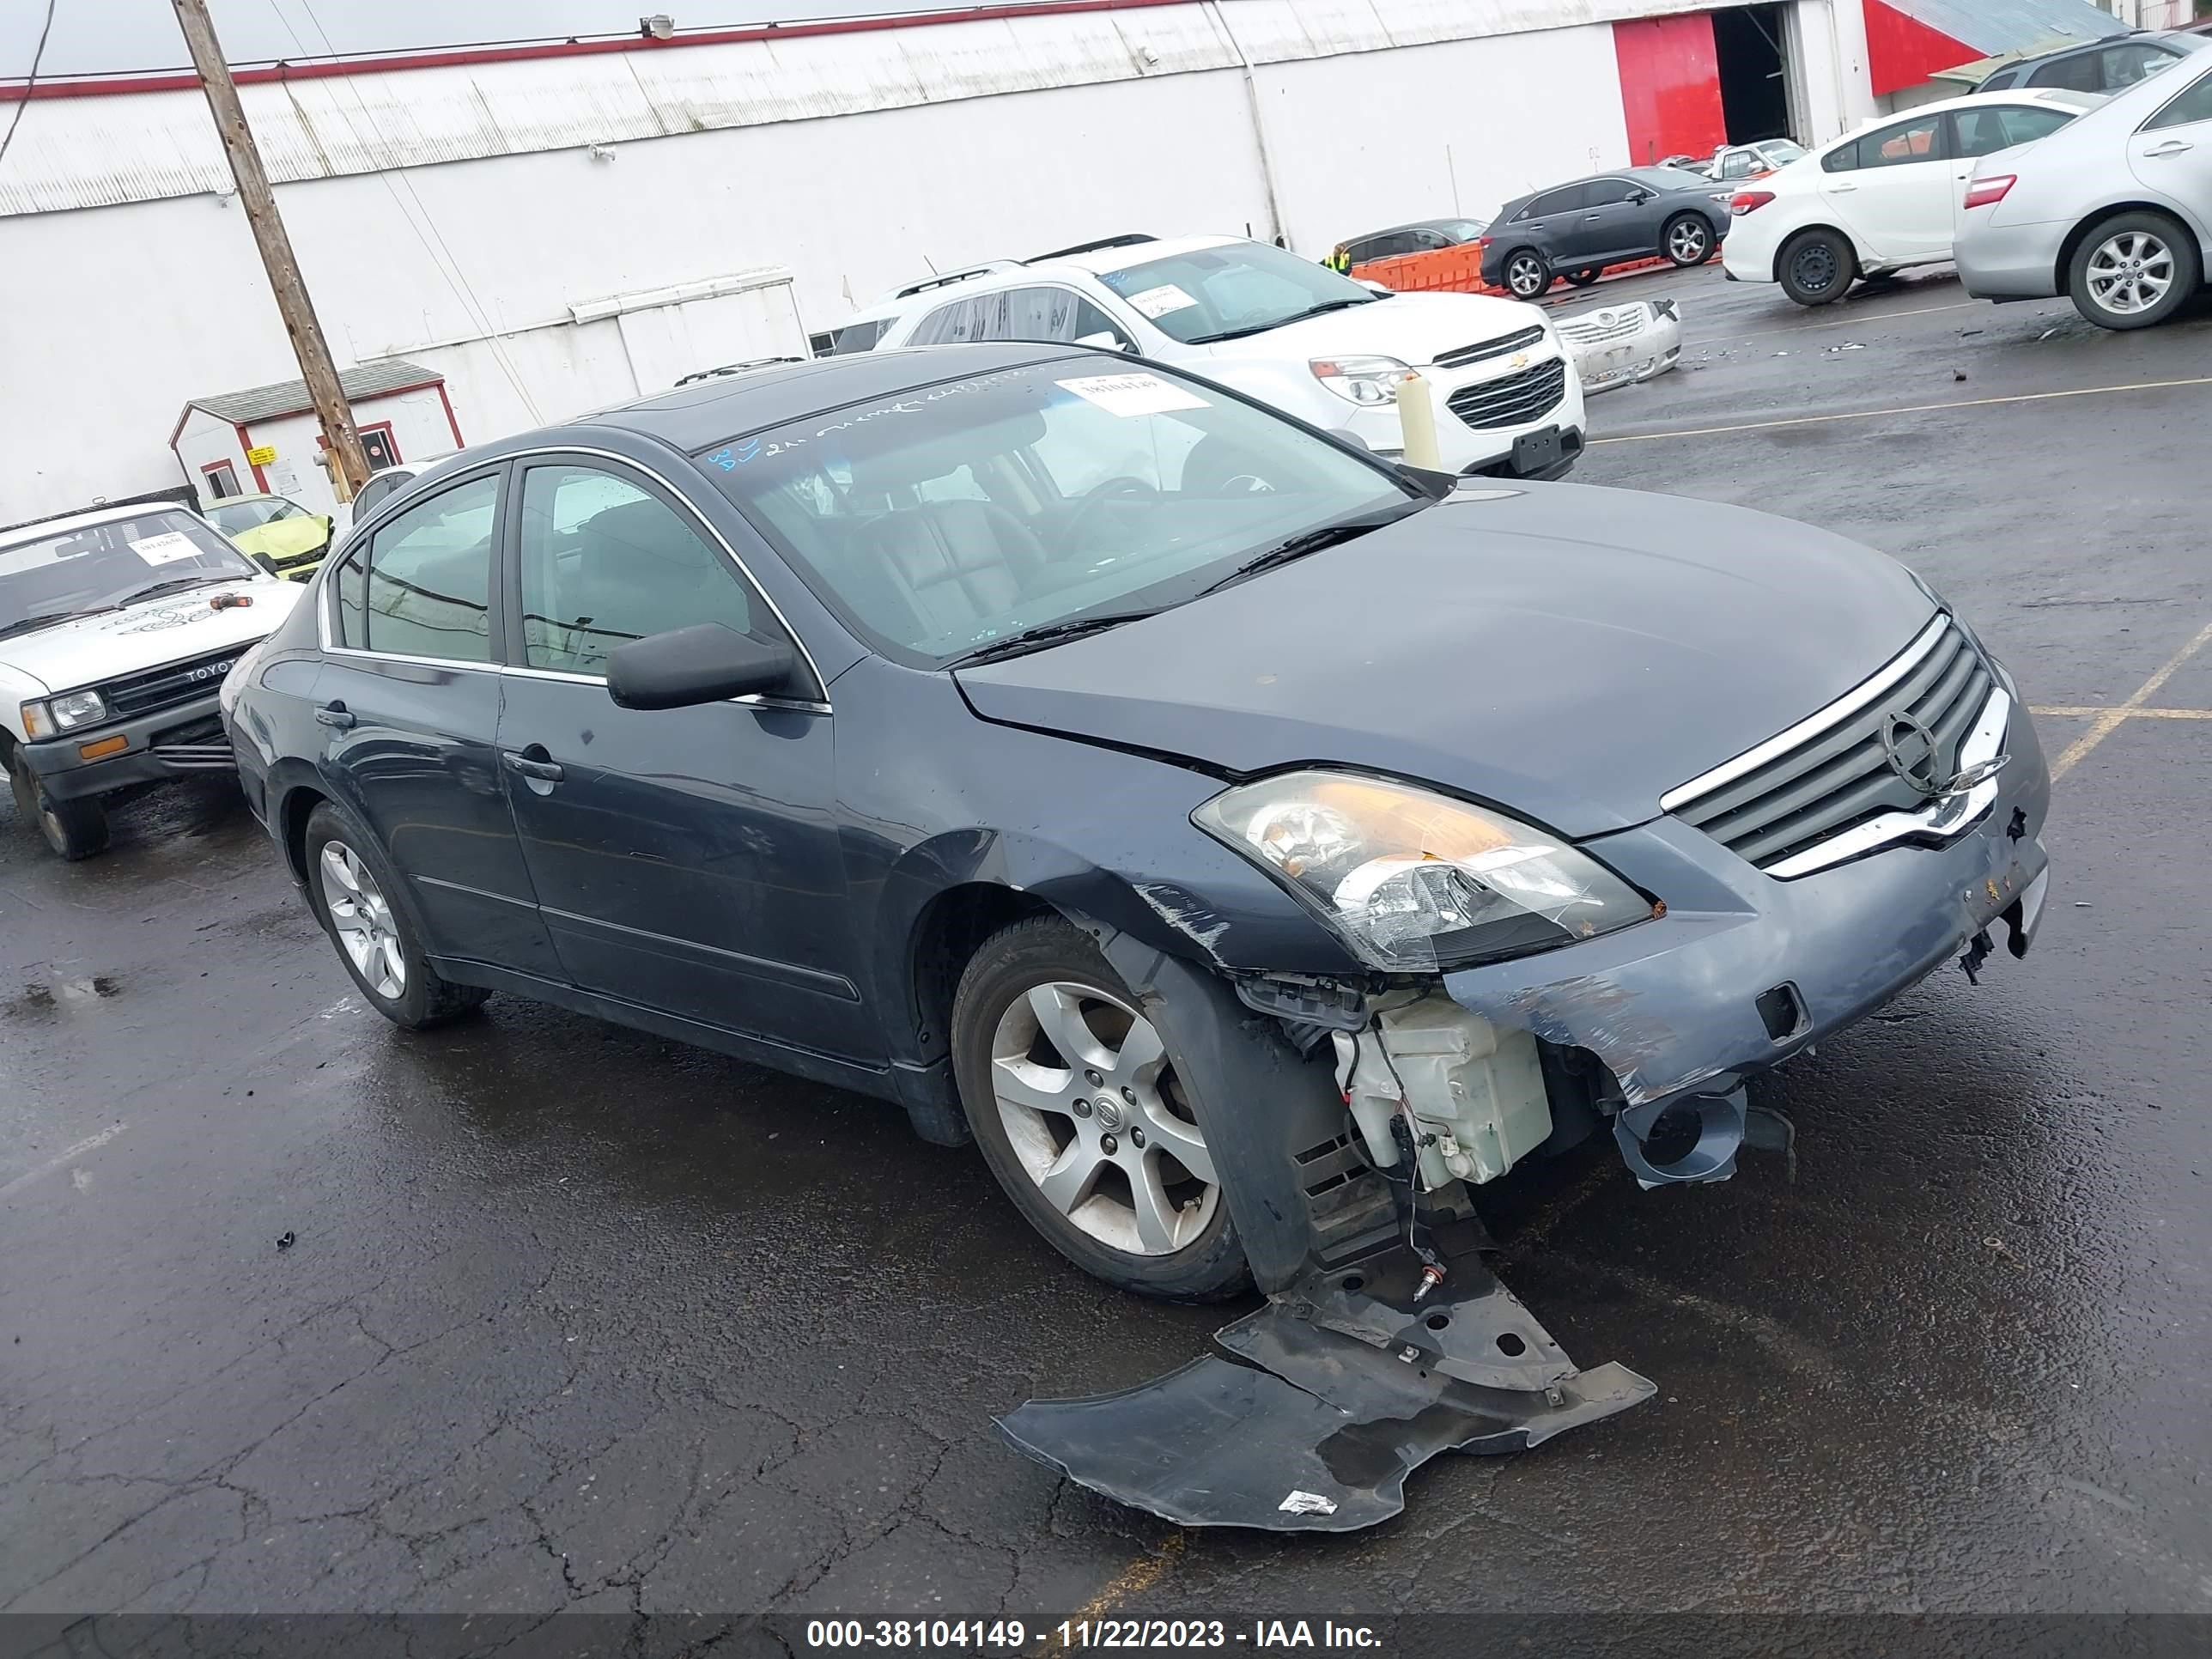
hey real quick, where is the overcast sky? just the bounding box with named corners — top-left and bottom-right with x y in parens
top-left (3, 0), bottom-right (1024, 79)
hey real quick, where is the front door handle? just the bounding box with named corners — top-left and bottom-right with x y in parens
top-left (1829, 181), bottom-right (1858, 193)
top-left (502, 748), bottom-right (563, 783)
top-left (2144, 139), bottom-right (2193, 158)
top-left (314, 702), bottom-right (356, 730)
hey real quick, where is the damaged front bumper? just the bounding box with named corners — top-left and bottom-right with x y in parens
top-left (1447, 701), bottom-right (2051, 1159)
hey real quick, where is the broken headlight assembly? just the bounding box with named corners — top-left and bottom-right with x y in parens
top-left (1194, 770), bottom-right (1656, 970)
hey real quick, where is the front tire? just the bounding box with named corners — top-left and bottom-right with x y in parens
top-left (1502, 249), bottom-right (1552, 299)
top-left (1663, 213), bottom-right (1715, 267)
top-left (2069, 211), bottom-right (2197, 331)
top-left (302, 801), bottom-right (488, 1030)
top-left (951, 915), bottom-right (1248, 1300)
top-left (1778, 228), bottom-right (1856, 306)
top-left (9, 753), bottom-right (108, 860)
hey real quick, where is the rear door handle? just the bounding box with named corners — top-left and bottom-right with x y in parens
top-left (2144, 139), bottom-right (2193, 157)
top-left (314, 702), bottom-right (356, 730)
top-left (502, 749), bottom-right (563, 783)
top-left (1829, 182), bottom-right (1858, 192)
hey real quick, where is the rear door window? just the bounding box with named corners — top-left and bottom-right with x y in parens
top-left (1952, 105), bottom-right (2073, 156)
top-left (2145, 67), bottom-right (2212, 130)
top-left (2101, 41), bottom-right (2177, 88)
top-left (1859, 113), bottom-right (1948, 167)
top-left (357, 473), bottom-right (498, 662)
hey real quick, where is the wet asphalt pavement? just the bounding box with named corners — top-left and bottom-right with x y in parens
top-left (4, 262), bottom-right (2211, 1638)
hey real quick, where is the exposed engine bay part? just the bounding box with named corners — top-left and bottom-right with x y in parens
top-left (1333, 994), bottom-right (1553, 1188)
top-left (1613, 1085), bottom-right (1748, 1188)
top-left (994, 1242), bottom-right (1653, 1530)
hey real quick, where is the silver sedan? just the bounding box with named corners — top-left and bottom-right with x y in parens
top-left (1959, 53), bottom-right (2212, 329)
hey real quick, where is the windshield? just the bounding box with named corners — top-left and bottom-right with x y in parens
top-left (0, 510), bottom-right (257, 637)
top-left (206, 498), bottom-right (302, 534)
top-left (1759, 140), bottom-right (1808, 163)
top-left (697, 358), bottom-right (1416, 665)
top-left (1095, 242), bottom-right (1382, 344)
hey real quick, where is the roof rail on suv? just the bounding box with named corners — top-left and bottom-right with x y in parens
top-left (891, 259), bottom-right (1023, 299)
top-left (1027, 233), bottom-right (1158, 262)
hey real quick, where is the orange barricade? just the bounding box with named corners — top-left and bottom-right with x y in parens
top-left (1348, 246), bottom-right (1683, 298)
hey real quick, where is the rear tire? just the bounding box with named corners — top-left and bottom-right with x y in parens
top-left (302, 800), bottom-right (489, 1030)
top-left (9, 753), bottom-right (108, 860)
top-left (951, 915), bottom-right (1249, 1301)
top-left (1778, 228), bottom-right (1856, 306)
top-left (1663, 213), bottom-right (1715, 267)
top-left (1502, 249), bottom-right (1552, 299)
top-left (2069, 210), bottom-right (2197, 331)
top-left (1565, 267), bottom-right (1602, 287)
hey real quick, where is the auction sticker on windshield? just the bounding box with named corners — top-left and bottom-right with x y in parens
top-left (1124, 283), bottom-right (1199, 319)
top-left (129, 532), bottom-right (203, 567)
top-left (1055, 374), bottom-right (1210, 418)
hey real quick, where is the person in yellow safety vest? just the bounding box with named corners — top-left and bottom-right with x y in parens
top-left (1325, 245), bottom-right (1352, 274)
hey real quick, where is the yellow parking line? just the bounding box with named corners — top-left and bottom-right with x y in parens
top-left (1589, 373), bottom-right (2212, 445)
top-left (2043, 620), bottom-right (2212, 780)
top-left (1036, 1534), bottom-right (1187, 1655)
top-left (2033, 705), bottom-right (2212, 720)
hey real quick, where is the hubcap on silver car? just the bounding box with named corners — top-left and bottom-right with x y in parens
top-left (1507, 255), bottom-right (1546, 296)
top-left (319, 841), bottom-right (406, 1000)
top-left (1669, 219), bottom-right (1710, 262)
top-left (989, 981), bottom-right (1218, 1256)
top-left (2086, 230), bottom-right (2172, 314)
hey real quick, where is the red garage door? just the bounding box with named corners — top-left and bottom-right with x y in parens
top-left (1614, 13), bottom-right (1729, 167)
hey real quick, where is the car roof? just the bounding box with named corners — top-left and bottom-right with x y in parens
top-left (1048, 232), bottom-right (1239, 275)
top-left (0, 499), bottom-right (212, 550)
top-left (489, 342), bottom-right (1094, 457)
top-left (1344, 217), bottom-right (1485, 242)
top-left (1831, 84), bottom-right (2103, 132)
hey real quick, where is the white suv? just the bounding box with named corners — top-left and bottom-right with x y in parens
top-left (864, 234), bottom-right (1586, 478)
top-left (1, 501), bottom-right (303, 859)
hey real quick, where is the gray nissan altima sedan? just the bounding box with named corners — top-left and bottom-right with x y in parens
top-left (224, 345), bottom-right (2051, 1524)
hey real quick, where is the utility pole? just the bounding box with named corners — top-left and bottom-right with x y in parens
top-left (170, 0), bottom-right (370, 498)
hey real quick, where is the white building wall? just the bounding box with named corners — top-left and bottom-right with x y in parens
top-left (1254, 24), bottom-right (1633, 250)
top-left (0, 0), bottom-right (1881, 526)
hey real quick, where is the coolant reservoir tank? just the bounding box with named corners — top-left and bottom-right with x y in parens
top-left (1379, 995), bottom-right (1553, 1184)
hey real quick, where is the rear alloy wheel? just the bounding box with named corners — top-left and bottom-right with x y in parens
top-left (1565, 267), bottom-right (1602, 287)
top-left (952, 916), bottom-right (1246, 1299)
top-left (2070, 212), bottom-right (2197, 331)
top-left (1778, 228), bottom-right (1856, 307)
top-left (1663, 213), bottom-right (1714, 267)
top-left (1504, 250), bottom-right (1552, 299)
top-left (9, 752), bottom-right (108, 860)
top-left (303, 801), bottom-right (489, 1030)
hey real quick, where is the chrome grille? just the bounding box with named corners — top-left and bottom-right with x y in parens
top-left (1444, 358), bottom-right (1567, 430)
top-left (1555, 308), bottom-right (1644, 346)
top-left (97, 642), bottom-right (261, 720)
top-left (1434, 325), bottom-right (1545, 368)
top-left (1666, 617), bottom-right (1995, 874)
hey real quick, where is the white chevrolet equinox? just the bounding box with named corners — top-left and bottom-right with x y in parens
top-left (861, 234), bottom-right (1587, 479)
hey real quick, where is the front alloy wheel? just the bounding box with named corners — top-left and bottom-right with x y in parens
top-left (951, 915), bottom-right (1247, 1299)
top-left (990, 981), bottom-right (1219, 1258)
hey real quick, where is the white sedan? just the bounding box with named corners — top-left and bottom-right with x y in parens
top-left (1721, 88), bottom-right (2102, 305)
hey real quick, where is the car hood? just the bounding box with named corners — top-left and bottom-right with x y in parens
top-left (230, 520), bottom-right (329, 561)
top-left (1, 578), bottom-right (303, 696)
top-left (1202, 291), bottom-right (1549, 371)
top-left (955, 483), bottom-right (1936, 838)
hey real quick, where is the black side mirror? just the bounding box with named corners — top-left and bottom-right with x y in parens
top-left (251, 552), bottom-right (282, 577)
top-left (606, 623), bottom-right (796, 710)
top-left (1398, 464), bottom-right (1459, 500)
top-left (1628, 189), bottom-right (1650, 204)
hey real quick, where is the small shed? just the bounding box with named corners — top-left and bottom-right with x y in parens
top-left (171, 360), bottom-right (464, 514)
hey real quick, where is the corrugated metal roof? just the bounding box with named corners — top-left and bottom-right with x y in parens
top-left (1884, 0), bottom-right (2126, 58)
top-left (186, 359), bottom-right (441, 424)
top-left (0, 0), bottom-right (1722, 217)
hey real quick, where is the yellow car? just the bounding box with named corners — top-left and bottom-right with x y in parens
top-left (205, 493), bottom-right (335, 581)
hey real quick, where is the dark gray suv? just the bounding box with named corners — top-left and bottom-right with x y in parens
top-left (1480, 167), bottom-right (1734, 296)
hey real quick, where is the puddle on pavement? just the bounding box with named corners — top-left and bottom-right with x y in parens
top-left (5, 975), bottom-right (123, 1018)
